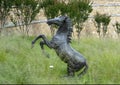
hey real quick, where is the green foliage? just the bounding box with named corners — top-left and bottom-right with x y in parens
top-left (94, 12), bottom-right (102, 25)
top-left (10, 0), bottom-right (42, 36)
top-left (94, 12), bottom-right (111, 37)
top-left (101, 14), bottom-right (111, 26)
top-left (101, 14), bottom-right (111, 36)
top-left (40, 0), bottom-right (68, 35)
top-left (41, 0), bottom-right (68, 18)
top-left (58, 1), bottom-right (69, 16)
top-left (113, 21), bottom-right (120, 37)
top-left (68, 0), bottom-right (93, 40)
top-left (0, 35), bottom-right (120, 84)
top-left (41, 0), bottom-right (60, 18)
top-left (0, 0), bottom-right (13, 29)
top-left (68, 0), bottom-right (92, 22)
top-left (94, 12), bottom-right (102, 35)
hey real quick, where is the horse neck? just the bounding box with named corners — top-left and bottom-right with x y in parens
top-left (57, 17), bottom-right (73, 43)
top-left (57, 25), bottom-right (67, 33)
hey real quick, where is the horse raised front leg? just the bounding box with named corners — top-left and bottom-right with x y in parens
top-left (40, 40), bottom-right (50, 58)
top-left (40, 40), bottom-right (44, 50)
top-left (31, 34), bottom-right (53, 49)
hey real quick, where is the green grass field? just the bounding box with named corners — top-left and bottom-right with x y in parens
top-left (0, 35), bottom-right (119, 84)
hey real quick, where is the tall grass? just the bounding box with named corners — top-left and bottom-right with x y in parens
top-left (0, 35), bottom-right (119, 84)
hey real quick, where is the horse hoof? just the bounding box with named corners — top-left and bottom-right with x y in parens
top-left (31, 44), bottom-right (34, 49)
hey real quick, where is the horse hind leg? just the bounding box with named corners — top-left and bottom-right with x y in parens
top-left (67, 64), bottom-right (75, 77)
top-left (77, 62), bottom-right (88, 78)
top-left (32, 34), bottom-right (53, 49)
top-left (67, 60), bottom-right (88, 78)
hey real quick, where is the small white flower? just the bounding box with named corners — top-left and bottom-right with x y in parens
top-left (49, 65), bottom-right (54, 68)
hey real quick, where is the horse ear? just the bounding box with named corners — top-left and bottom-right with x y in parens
top-left (65, 16), bottom-right (68, 20)
top-left (63, 16), bottom-right (68, 22)
top-left (63, 19), bottom-right (66, 23)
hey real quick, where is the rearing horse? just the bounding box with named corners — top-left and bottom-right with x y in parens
top-left (32, 16), bottom-right (88, 77)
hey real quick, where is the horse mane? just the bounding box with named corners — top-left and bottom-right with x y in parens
top-left (65, 16), bottom-right (73, 43)
top-left (56, 16), bottom-right (73, 43)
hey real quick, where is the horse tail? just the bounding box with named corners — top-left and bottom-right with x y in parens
top-left (78, 62), bottom-right (88, 78)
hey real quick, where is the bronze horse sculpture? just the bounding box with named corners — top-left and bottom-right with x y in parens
top-left (31, 16), bottom-right (88, 77)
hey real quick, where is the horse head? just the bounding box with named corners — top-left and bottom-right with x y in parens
top-left (47, 16), bottom-right (73, 43)
top-left (47, 16), bottom-right (67, 26)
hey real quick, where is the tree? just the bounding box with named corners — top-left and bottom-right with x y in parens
top-left (94, 12), bottom-right (111, 37)
top-left (0, 0), bottom-right (13, 35)
top-left (68, 0), bottom-right (93, 40)
top-left (10, 0), bottom-right (42, 36)
top-left (101, 14), bottom-right (111, 37)
top-left (41, 0), bottom-right (66, 35)
top-left (94, 12), bottom-right (102, 37)
top-left (113, 21), bottom-right (120, 37)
